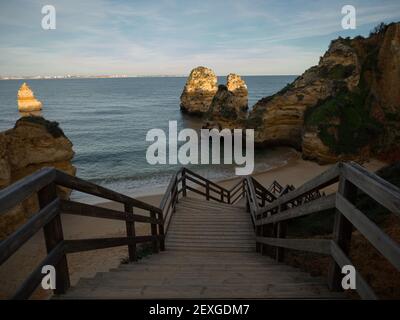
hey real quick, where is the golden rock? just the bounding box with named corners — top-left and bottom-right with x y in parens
top-left (17, 83), bottom-right (42, 112)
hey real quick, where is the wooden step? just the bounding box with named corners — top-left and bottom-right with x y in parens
top-left (57, 197), bottom-right (345, 300)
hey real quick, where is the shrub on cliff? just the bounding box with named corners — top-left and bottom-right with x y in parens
top-left (15, 116), bottom-right (65, 138)
top-left (305, 87), bottom-right (383, 155)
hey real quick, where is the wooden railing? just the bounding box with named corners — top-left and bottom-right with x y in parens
top-left (0, 168), bottom-right (164, 299)
top-left (252, 162), bottom-right (400, 300)
top-left (2, 162), bottom-right (399, 300)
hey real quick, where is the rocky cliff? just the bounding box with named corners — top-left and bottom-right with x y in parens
top-left (205, 84), bottom-right (247, 129)
top-left (0, 116), bottom-right (75, 239)
top-left (227, 73), bottom-right (248, 111)
top-left (180, 67), bottom-right (249, 120)
top-left (248, 22), bottom-right (400, 163)
top-left (180, 66), bottom-right (218, 115)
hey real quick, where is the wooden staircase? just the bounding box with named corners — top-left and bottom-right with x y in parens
top-left (1, 163), bottom-right (399, 299)
top-left (59, 197), bottom-right (343, 299)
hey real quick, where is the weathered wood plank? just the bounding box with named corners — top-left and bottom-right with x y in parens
top-left (55, 170), bottom-right (161, 213)
top-left (0, 167), bottom-right (56, 215)
top-left (60, 199), bottom-right (160, 224)
top-left (124, 203), bottom-right (137, 262)
top-left (64, 236), bottom-right (161, 253)
top-left (39, 183), bottom-right (70, 294)
top-left (160, 169), bottom-right (182, 210)
top-left (336, 193), bottom-right (400, 271)
top-left (184, 168), bottom-right (229, 193)
top-left (343, 162), bottom-right (400, 215)
top-left (256, 193), bottom-right (336, 226)
top-left (257, 163), bottom-right (341, 215)
top-left (256, 237), bottom-right (331, 255)
top-left (328, 177), bottom-right (357, 291)
top-left (0, 199), bottom-right (59, 265)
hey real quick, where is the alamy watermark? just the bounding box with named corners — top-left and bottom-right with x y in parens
top-left (342, 5), bottom-right (356, 30)
top-left (146, 121), bottom-right (254, 175)
top-left (41, 265), bottom-right (56, 290)
top-left (342, 265), bottom-right (356, 290)
top-left (41, 5), bottom-right (56, 30)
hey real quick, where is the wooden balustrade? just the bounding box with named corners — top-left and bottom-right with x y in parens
top-left (0, 168), bottom-right (164, 299)
top-left (1, 161), bottom-right (399, 300)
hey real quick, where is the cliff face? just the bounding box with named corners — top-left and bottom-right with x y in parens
top-left (248, 38), bottom-right (360, 150)
top-left (180, 66), bottom-right (218, 115)
top-left (205, 84), bottom-right (247, 129)
top-left (180, 67), bottom-right (249, 122)
top-left (248, 22), bottom-right (400, 163)
top-left (226, 73), bottom-right (248, 111)
top-left (0, 116), bottom-right (75, 239)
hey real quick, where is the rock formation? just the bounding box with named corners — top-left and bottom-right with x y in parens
top-left (247, 38), bottom-right (360, 149)
top-left (226, 73), bottom-right (248, 111)
top-left (180, 66), bottom-right (218, 115)
top-left (204, 85), bottom-right (247, 129)
top-left (17, 83), bottom-right (42, 112)
top-left (247, 22), bottom-right (400, 164)
top-left (0, 116), bottom-right (75, 239)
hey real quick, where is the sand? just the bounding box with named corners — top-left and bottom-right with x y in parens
top-left (0, 154), bottom-right (387, 299)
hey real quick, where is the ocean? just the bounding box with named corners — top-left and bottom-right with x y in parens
top-left (0, 76), bottom-right (297, 201)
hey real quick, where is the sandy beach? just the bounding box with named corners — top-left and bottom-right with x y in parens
top-left (0, 154), bottom-right (386, 299)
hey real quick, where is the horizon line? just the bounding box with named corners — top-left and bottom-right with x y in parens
top-left (0, 74), bottom-right (300, 80)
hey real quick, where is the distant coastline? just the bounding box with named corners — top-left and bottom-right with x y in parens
top-left (0, 74), bottom-right (298, 81)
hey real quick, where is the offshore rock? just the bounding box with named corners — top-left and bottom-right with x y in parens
top-left (17, 83), bottom-right (42, 112)
top-left (180, 66), bottom-right (218, 115)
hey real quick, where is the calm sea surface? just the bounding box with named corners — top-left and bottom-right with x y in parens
top-left (0, 76), bottom-right (296, 201)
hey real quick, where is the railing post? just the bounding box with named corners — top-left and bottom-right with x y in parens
top-left (182, 170), bottom-right (187, 198)
top-left (38, 183), bottom-right (70, 294)
top-left (221, 190), bottom-right (224, 203)
top-left (328, 175), bottom-right (357, 291)
top-left (150, 210), bottom-right (159, 253)
top-left (206, 181), bottom-right (210, 201)
top-left (173, 179), bottom-right (178, 212)
top-left (158, 210), bottom-right (165, 251)
top-left (276, 204), bottom-right (287, 262)
top-left (228, 191), bottom-right (231, 204)
top-left (124, 203), bottom-right (137, 262)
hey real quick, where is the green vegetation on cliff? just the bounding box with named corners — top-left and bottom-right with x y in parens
top-left (305, 87), bottom-right (382, 154)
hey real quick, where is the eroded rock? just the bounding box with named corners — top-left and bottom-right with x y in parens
top-left (180, 66), bottom-right (218, 115)
top-left (0, 117), bottom-right (75, 239)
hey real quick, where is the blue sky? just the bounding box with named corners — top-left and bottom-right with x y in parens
top-left (0, 0), bottom-right (399, 76)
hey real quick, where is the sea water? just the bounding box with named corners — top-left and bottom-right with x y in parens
top-left (0, 76), bottom-right (296, 201)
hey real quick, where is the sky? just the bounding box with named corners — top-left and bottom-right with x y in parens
top-left (0, 0), bottom-right (399, 77)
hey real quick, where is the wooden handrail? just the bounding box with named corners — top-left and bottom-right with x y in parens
top-left (55, 170), bottom-right (161, 214)
top-left (0, 199), bottom-right (59, 265)
top-left (0, 168), bottom-right (165, 299)
top-left (0, 167), bottom-right (56, 215)
top-left (252, 162), bottom-right (400, 300)
top-left (256, 163), bottom-right (341, 216)
top-left (2, 162), bottom-right (399, 300)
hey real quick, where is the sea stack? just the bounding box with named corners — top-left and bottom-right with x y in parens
top-left (226, 73), bottom-right (248, 111)
top-left (17, 83), bottom-right (42, 112)
top-left (204, 85), bottom-right (247, 129)
top-left (180, 66), bottom-right (218, 115)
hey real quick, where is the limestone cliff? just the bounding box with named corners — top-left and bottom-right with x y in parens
top-left (180, 66), bottom-right (218, 115)
top-left (248, 22), bottom-right (400, 164)
top-left (226, 73), bottom-right (248, 111)
top-left (0, 116), bottom-right (75, 239)
top-left (204, 85), bottom-right (247, 130)
top-left (17, 83), bottom-right (42, 112)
